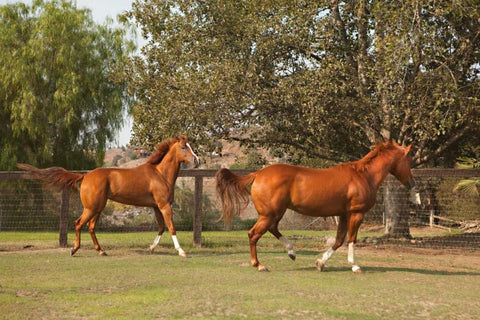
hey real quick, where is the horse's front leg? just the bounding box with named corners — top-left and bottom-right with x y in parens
top-left (149, 207), bottom-right (165, 253)
top-left (316, 215), bottom-right (347, 271)
top-left (346, 212), bottom-right (364, 273)
top-left (158, 204), bottom-right (187, 257)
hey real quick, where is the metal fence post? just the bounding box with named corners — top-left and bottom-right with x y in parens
top-left (193, 176), bottom-right (203, 247)
top-left (59, 187), bottom-right (69, 247)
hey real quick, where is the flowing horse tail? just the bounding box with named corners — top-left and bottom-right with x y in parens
top-left (215, 168), bottom-right (257, 227)
top-left (17, 163), bottom-right (85, 191)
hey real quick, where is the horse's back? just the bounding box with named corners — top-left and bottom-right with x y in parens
top-left (81, 165), bottom-right (158, 207)
top-left (251, 163), bottom-right (354, 217)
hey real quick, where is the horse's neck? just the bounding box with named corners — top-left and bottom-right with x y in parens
top-left (363, 154), bottom-right (396, 190)
top-left (156, 152), bottom-right (180, 186)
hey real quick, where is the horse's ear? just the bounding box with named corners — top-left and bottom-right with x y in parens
top-left (405, 144), bottom-right (412, 155)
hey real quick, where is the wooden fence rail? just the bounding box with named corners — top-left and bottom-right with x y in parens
top-left (0, 168), bottom-right (479, 248)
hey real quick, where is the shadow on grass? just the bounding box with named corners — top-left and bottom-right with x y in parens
top-left (362, 266), bottom-right (480, 276)
top-left (132, 249), bottom-right (174, 256)
top-left (293, 265), bottom-right (480, 276)
top-left (131, 247), bottom-right (251, 257)
top-left (296, 250), bottom-right (320, 256)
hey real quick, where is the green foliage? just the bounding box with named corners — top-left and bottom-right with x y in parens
top-left (230, 149), bottom-right (267, 169)
top-left (456, 157), bottom-right (480, 169)
top-left (121, 0), bottom-right (479, 166)
top-left (454, 156), bottom-right (480, 199)
top-left (0, 0), bottom-right (135, 170)
top-left (173, 181), bottom-right (222, 231)
top-left (453, 179), bottom-right (480, 198)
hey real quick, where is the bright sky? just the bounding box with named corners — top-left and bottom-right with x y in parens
top-left (0, 0), bottom-right (138, 146)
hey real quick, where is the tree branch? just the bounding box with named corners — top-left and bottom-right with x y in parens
top-left (356, 0), bottom-right (370, 90)
top-left (414, 126), bottom-right (470, 167)
top-left (310, 52), bottom-right (322, 62)
top-left (329, 0), bottom-right (355, 68)
top-left (230, 136), bottom-right (348, 163)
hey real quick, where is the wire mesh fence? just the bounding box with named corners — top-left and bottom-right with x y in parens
top-left (0, 169), bottom-right (478, 249)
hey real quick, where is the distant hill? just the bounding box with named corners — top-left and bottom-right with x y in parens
top-left (104, 146), bottom-right (150, 167)
top-left (104, 140), bottom-right (273, 169)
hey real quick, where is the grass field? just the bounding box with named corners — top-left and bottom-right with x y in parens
top-left (1, 230), bottom-right (479, 319)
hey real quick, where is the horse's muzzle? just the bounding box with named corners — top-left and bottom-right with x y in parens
top-left (405, 179), bottom-right (421, 205)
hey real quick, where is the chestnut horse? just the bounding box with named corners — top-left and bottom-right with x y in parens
top-left (18, 135), bottom-right (199, 257)
top-left (216, 141), bottom-right (420, 272)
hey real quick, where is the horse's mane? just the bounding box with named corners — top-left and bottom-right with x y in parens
top-left (146, 136), bottom-right (182, 165)
top-left (349, 141), bottom-right (398, 172)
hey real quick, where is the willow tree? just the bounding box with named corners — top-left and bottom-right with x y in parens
top-left (122, 0), bottom-right (480, 236)
top-left (0, 0), bottom-right (134, 170)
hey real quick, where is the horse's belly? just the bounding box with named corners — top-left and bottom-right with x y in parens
top-left (290, 201), bottom-right (346, 217)
top-left (109, 193), bottom-right (156, 207)
top-left (287, 171), bottom-right (352, 216)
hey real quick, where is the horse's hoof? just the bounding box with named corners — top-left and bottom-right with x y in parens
top-left (352, 265), bottom-right (362, 273)
top-left (179, 250), bottom-right (187, 258)
top-left (288, 252), bottom-right (296, 261)
top-left (70, 248), bottom-right (78, 256)
top-left (99, 251), bottom-right (107, 256)
top-left (316, 259), bottom-right (325, 272)
top-left (149, 246), bottom-right (155, 253)
top-left (258, 265), bottom-right (269, 272)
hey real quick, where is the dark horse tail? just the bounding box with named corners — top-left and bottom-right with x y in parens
top-left (17, 163), bottom-right (84, 191)
top-left (216, 168), bottom-right (256, 228)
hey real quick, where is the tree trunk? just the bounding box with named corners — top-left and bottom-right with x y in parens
top-left (383, 176), bottom-right (412, 239)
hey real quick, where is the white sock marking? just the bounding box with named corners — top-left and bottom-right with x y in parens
top-left (348, 242), bottom-right (355, 265)
top-left (279, 236), bottom-right (293, 251)
top-left (172, 235), bottom-right (186, 257)
top-left (279, 236), bottom-right (295, 256)
top-left (172, 235), bottom-right (181, 249)
top-left (322, 247), bottom-right (335, 263)
top-left (151, 235), bottom-right (162, 248)
top-left (352, 265), bottom-right (361, 272)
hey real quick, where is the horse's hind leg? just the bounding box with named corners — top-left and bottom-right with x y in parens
top-left (316, 214), bottom-right (348, 271)
top-left (248, 216), bottom-right (271, 272)
top-left (71, 208), bottom-right (96, 256)
top-left (87, 214), bottom-right (106, 256)
top-left (71, 217), bottom-right (82, 256)
top-left (269, 223), bottom-right (296, 261)
top-left (149, 207), bottom-right (165, 253)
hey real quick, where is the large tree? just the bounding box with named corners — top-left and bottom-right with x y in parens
top-left (0, 0), bottom-right (134, 170)
top-left (122, 0), bottom-right (479, 236)
top-left (123, 0), bottom-right (479, 162)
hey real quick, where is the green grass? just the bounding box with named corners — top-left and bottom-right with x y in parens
top-left (1, 231), bottom-right (479, 319)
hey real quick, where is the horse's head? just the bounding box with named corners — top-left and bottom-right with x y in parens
top-left (389, 141), bottom-right (421, 205)
top-left (174, 135), bottom-right (200, 168)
